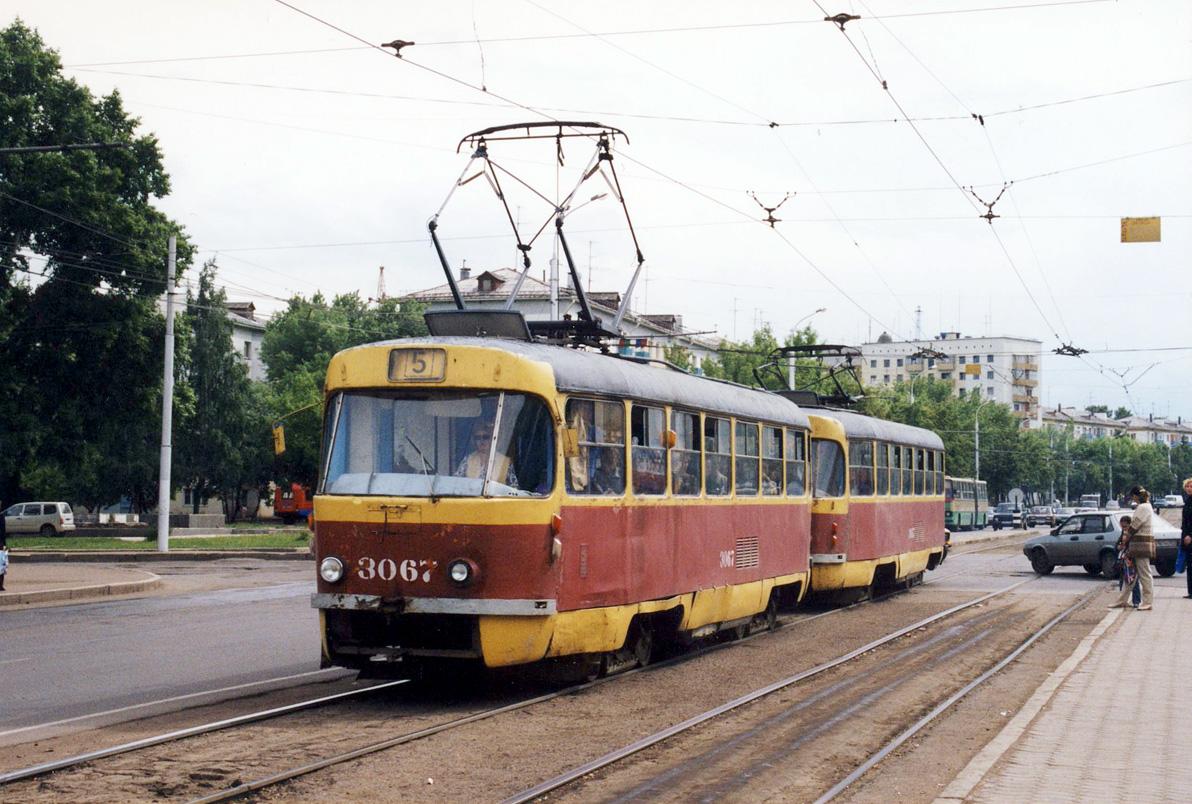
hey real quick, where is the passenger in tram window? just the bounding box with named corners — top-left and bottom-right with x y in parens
top-left (592, 448), bottom-right (625, 495)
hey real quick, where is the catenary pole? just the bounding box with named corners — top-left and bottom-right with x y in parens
top-left (156, 236), bottom-right (177, 553)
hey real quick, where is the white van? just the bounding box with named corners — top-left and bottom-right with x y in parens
top-left (2, 502), bottom-right (76, 536)
top-left (1162, 494), bottom-right (1185, 508)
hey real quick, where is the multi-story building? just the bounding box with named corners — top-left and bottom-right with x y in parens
top-left (227, 302), bottom-right (267, 382)
top-left (1041, 407), bottom-right (1128, 440)
top-left (860, 331), bottom-right (1043, 424)
top-left (405, 267), bottom-right (721, 371)
top-left (1120, 415), bottom-right (1192, 446)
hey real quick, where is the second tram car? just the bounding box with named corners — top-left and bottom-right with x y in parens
top-left (944, 476), bottom-right (989, 531)
top-left (311, 336), bottom-right (948, 674)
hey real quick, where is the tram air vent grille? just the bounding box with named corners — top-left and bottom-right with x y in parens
top-left (734, 536), bottom-right (760, 569)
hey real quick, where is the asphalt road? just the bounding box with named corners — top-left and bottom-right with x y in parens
top-left (0, 580), bottom-right (319, 733)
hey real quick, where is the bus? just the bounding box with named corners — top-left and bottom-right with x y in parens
top-left (945, 476), bottom-right (988, 531)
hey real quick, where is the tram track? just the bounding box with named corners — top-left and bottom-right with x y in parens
top-left (0, 549), bottom-right (1036, 802)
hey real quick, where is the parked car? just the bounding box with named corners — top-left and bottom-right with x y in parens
top-left (1157, 494), bottom-right (1184, 509)
top-left (1025, 505), bottom-right (1060, 528)
top-left (1022, 510), bottom-right (1181, 578)
top-left (1, 501), bottom-right (76, 536)
top-left (990, 502), bottom-right (1023, 530)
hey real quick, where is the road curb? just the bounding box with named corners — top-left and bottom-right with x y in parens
top-left (9, 550), bottom-right (312, 563)
top-left (0, 571), bottom-right (163, 608)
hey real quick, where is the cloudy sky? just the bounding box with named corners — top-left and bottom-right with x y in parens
top-left (7, 0), bottom-right (1191, 418)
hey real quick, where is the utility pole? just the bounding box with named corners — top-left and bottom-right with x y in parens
top-left (156, 235), bottom-right (177, 553)
top-left (1048, 429), bottom-right (1056, 504)
top-left (974, 414), bottom-right (981, 481)
top-left (1108, 440), bottom-right (1113, 504)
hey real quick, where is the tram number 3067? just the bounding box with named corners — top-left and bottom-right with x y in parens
top-left (356, 557), bottom-right (438, 583)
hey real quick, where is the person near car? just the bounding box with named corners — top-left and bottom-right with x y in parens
top-left (1182, 477), bottom-right (1192, 599)
top-left (0, 502), bottom-right (7, 592)
top-left (1117, 515), bottom-right (1140, 607)
top-left (1111, 486), bottom-right (1154, 610)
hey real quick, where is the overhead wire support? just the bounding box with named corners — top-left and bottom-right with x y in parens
top-left (748, 192), bottom-right (793, 228)
top-left (969, 183), bottom-right (1011, 224)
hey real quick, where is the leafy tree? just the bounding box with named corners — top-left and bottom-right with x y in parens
top-left (1113, 407), bottom-right (1132, 420)
top-left (175, 261), bottom-right (264, 518)
top-left (1085, 404), bottom-right (1109, 415)
top-left (0, 20), bottom-right (190, 509)
top-left (261, 293), bottom-right (427, 488)
top-left (702, 324), bottom-right (820, 389)
top-left (663, 343), bottom-right (692, 371)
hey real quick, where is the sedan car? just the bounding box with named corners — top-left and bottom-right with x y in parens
top-left (990, 502), bottom-right (1023, 530)
top-left (1025, 505), bottom-right (1060, 528)
top-left (1022, 511), bottom-right (1181, 578)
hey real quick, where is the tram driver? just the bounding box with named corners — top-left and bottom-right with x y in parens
top-left (456, 418), bottom-right (519, 488)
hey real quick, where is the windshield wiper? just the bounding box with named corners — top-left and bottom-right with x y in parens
top-left (405, 435), bottom-right (435, 475)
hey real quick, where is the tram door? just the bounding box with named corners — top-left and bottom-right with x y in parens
top-left (808, 415), bottom-right (850, 590)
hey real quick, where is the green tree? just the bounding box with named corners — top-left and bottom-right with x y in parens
top-left (1113, 406), bottom-right (1132, 420)
top-left (701, 324), bottom-right (820, 389)
top-left (0, 20), bottom-right (190, 509)
top-left (261, 293), bottom-right (427, 488)
top-left (175, 261), bottom-right (263, 518)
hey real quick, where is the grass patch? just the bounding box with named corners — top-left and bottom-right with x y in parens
top-left (9, 533), bottom-right (311, 551)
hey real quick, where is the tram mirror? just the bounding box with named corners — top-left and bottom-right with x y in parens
top-left (562, 427), bottom-right (580, 458)
top-left (426, 398), bottom-right (482, 418)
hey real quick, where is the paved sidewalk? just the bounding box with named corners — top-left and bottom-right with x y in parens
top-left (940, 583), bottom-right (1192, 803)
top-left (0, 563), bottom-right (161, 607)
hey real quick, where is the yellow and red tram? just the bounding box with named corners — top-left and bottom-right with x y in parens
top-left (312, 337), bottom-right (813, 673)
top-left (311, 336), bottom-right (947, 674)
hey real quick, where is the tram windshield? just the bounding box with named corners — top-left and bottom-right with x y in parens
top-left (321, 391), bottom-right (555, 497)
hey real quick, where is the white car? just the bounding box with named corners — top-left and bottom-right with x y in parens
top-left (1161, 494), bottom-right (1184, 508)
top-left (2, 501), bottom-right (76, 536)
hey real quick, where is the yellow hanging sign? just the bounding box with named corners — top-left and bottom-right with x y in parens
top-left (1121, 217), bottom-right (1160, 243)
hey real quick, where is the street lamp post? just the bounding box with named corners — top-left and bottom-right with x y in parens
top-left (787, 307), bottom-right (826, 388)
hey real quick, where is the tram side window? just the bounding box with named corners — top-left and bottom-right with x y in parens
top-left (848, 440), bottom-right (874, 496)
top-left (876, 441), bottom-right (890, 495)
top-left (891, 444), bottom-right (902, 495)
top-left (761, 426), bottom-right (783, 496)
top-left (672, 410), bottom-right (702, 496)
top-left (913, 448), bottom-right (924, 495)
top-left (935, 450), bottom-right (944, 494)
top-left (705, 416), bottom-right (731, 496)
top-left (735, 421), bottom-right (760, 496)
top-left (631, 405), bottom-right (667, 496)
top-left (812, 439), bottom-right (846, 498)
top-left (786, 429), bottom-right (807, 496)
top-left (926, 450), bottom-right (935, 494)
top-left (566, 398), bottom-right (625, 496)
top-left (901, 446), bottom-right (912, 495)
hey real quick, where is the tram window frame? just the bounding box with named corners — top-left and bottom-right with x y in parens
top-left (705, 416), bottom-right (732, 496)
top-left (565, 397), bottom-right (626, 496)
top-left (914, 448), bottom-right (925, 495)
top-left (671, 409), bottom-right (702, 497)
top-left (901, 446), bottom-right (912, 495)
top-left (848, 439), bottom-right (875, 496)
top-left (735, 420), bottom-right (761, 496)
top-left (891, 444), bottom-right (902, 496)
top-left (785, 429), bottom-right (807, 496)
top-left (812, 438), bottom-right (847, 498)
top-left (876, 441), bottom-right (890, 495)
top-left (926, 450), bottom-right (935, 494)
top-left (631, 404), bottom-right (667, 496)
top-left (761, 425), bottom-right (783, 496)
top-left (935, 450), bottom-right (944, 494)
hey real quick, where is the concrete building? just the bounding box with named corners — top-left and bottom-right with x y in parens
top-left (227, 302), bottom-right (267, 382)
top-left (405, 267), bottom-right (721, 371)
top-left (860, 331), bottom-right (1043, 424)
top-left (1041, 406), bottom-right (1128, 440)
top-left (1119, 414), bottom-right (1192, 446)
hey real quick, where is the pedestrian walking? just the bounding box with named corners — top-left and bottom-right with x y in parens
top-left (1110, 486), bottom-right (1155, 610)
top-left (1181, 477), bottom-right (1192, 599)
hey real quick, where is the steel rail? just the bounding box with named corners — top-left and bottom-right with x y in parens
top-left (500, 577), bottom-right (1036, 804)
top-left (813, 585), bottom-right (1100, 803)
top-left (0, 679), bottom-right (408, 786)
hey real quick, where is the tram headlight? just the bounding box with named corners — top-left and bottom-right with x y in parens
top-left (319, 556), bottom-right (345, 584)
top-left (448, 558), bottom-right (479, 587)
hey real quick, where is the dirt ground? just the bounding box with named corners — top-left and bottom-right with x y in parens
top-left (3, 547), bottom-right (1114, 803)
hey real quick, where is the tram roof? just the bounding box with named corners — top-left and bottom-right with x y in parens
top-left (804, 406), bottom-right (944, 450)
top-left (348, 337), bottom-right (811, 428)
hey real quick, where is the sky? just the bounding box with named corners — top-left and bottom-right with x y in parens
top-left (6, 0), bottom-right (1191, 419)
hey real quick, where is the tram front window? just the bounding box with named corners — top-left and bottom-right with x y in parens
top-left (321, 391), bottom-right (554, 497)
